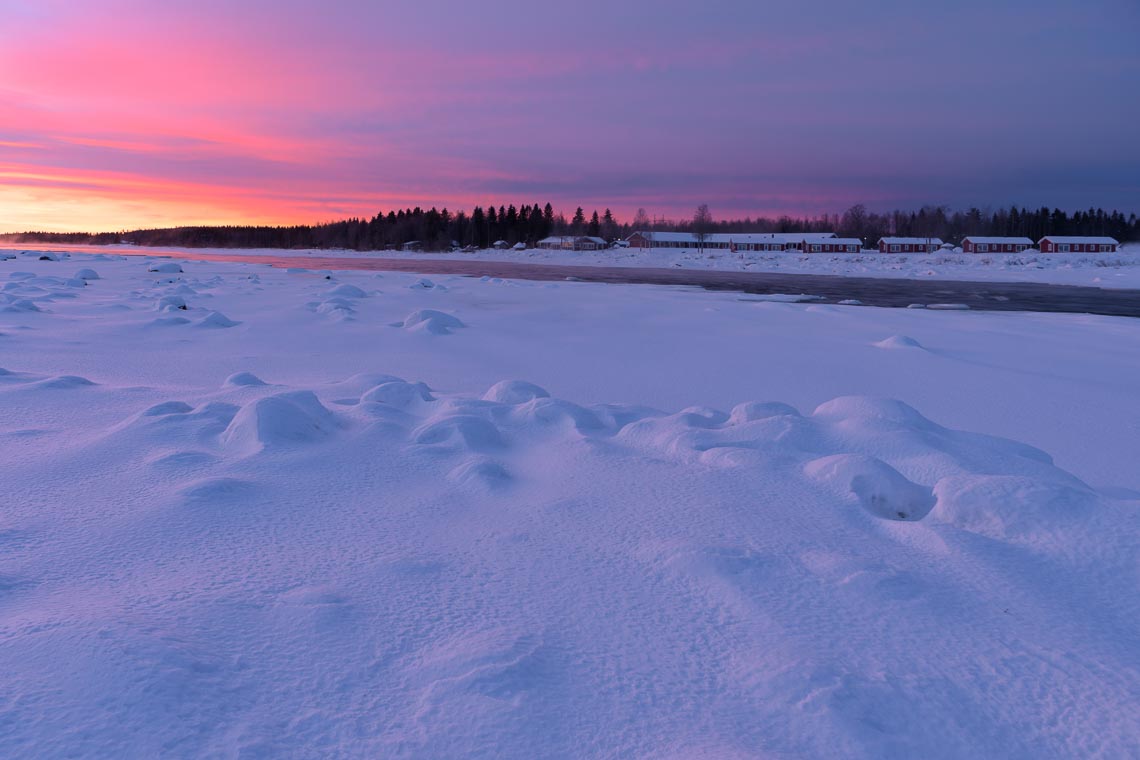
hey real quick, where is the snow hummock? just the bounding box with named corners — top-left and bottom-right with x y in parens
top-left (221, 390), bottom-right (338, 454)
top-left (395, 308), bottom-right (465, 334)
top-left (195, 310), bottom-right (239, 328)
top-left (483, 379), bottom-right (550, 404)
top-left (873, 334), bottom-right (924, 350)
top-left (147, 261), bottom-right (183, 273)
top-left (224, 371), bottom-right (268, 387)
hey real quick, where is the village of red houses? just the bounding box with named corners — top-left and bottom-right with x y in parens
top-left (522, 232), bottom-right (1121, 254)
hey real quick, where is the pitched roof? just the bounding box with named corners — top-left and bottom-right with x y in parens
top-left (1038, 236), bottom-right (1119, 244)
top-left (627, 231), bottom-right (839, 244)
top-left (962, 237), bottom-right (1034, 245)
top-left (878, 237), bottom-right (945, 245)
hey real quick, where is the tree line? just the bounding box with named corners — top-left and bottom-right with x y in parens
top-left (3, 203), bottom-right (1136, 251)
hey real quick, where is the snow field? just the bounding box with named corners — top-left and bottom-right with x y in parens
top-left (1, 253), bottom-right (1138, 757)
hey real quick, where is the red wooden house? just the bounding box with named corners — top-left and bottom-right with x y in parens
top-left (1038, 236), bottom-right (1118, 253)
top-left (877, 237), bottom-right (943, 253)
top-left (961, 237), bottom-right (1033, 253)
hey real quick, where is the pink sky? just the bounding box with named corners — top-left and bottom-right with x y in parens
top-left (1, 0), bottom-right (1137, 232)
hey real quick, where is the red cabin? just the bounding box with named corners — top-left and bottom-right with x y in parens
top-left (1038, 236), bottom-right (1118, 253)
top-left (877, 237), bottom-right (943, 253)
top-left (961, 237), bottom-right (1033, 253)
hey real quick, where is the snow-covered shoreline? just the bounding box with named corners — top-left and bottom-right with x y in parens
top-left (4, 241), bottom-right (1140, 289)
top-left (3, 252), bottom-right (1139, 757)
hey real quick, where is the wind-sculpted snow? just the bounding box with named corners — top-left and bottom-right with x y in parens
top-left (2, 252), bottom-right (1139, 758)
top-left (395, 308), bottom-right (465, 334)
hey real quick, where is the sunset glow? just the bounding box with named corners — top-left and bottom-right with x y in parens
top-left (2, 0), bottom-right (1138, 232)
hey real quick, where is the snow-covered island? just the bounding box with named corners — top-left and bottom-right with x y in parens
top-left (2, 250), bottom-right (1138, 757)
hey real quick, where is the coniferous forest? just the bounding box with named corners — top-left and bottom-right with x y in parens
top-left (3, 203), bottom-right (1136, 251)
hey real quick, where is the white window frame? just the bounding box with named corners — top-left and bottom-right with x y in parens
top-left (890, 244), bottom-right (899, 252)
top-left (977, 244), bottom-right (988, 252)
top-left (1058, 244), bottom-right (1070, 252)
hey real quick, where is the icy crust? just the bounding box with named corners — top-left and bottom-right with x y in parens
top-left (41, 368), bottom-right (1102, 540)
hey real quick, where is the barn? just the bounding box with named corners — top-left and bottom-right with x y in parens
top-left (961, 237), bottom-right (1033, 253)
top-left (1038, 236), bottom-right (1119, 253)
top-left (878, 237), bottom-right (943, 253)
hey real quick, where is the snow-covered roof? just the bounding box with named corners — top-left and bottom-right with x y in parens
top-left (539, 235), bottom-right (607, 243)
top-left (627, 231), bottom-right (839, 245)
top-left (628, 231), bottom-right (696, 243)
top-left (879, 237), bottom-right (945, 245)
top-left (825, 238), bottom-right (864, 246)
top-left (1039, 236), bottom-right (1119, 244)
top-left (962, 237), bottom-right (1034, 245)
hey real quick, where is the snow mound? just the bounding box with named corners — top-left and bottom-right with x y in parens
top-left (412, 414), bottom-right (504, 452)
top-left (360, 380), bottom-right (434, 408)
top-left (315, 298), bottom-right (355, 319)
top-left (931, 475), bottom-right (1098, 539)
top-left (448, 456), bottom-right (512, 490)
top-left (141, 401), bottom-right (195, 417)
top-left (728, 401), bottom-right (800, 424)
top-left (326, 283), bottom-right (367, 299)
top-left (37, 252), bottom-right (60, 261)
top-left (147, 262), bottom-right (183, 273)
top-left (804, 453), bottom-right (936, 521)
top-left (74, 268), bottom-right (100, 280)
top-left (221, 391), bottom-right (338, 454)
top-left (510, 397), bottom-right (603, 432)
top-left (31, 375), bottom-right (96, 390)
top-left (1, 298), bottom-right (41, 313)
top-left (873, 335), bottom-right (925, 350)
top-left (155, 295), bottom-right (188, 312)
top-left (408, 278), bottom-right (435, 289)
top-left (224, 371), bottom-right (268, 387)
top-left (813, 396), bottom-right (937, 430)
top-left (396, 309), bottom-right (465, 334)
top-left (483, 380), bottom-right (550, 405)
top-left (194, 311), bottom-right (239, 328)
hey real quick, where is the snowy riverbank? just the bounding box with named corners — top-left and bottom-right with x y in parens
top-left (3, 252), bottom-right (1138, 757)
top-left (5, 241), bottom-right (1140, 289)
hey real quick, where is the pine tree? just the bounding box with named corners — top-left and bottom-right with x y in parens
top-left (571, 207), bottom-right (586, 234)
